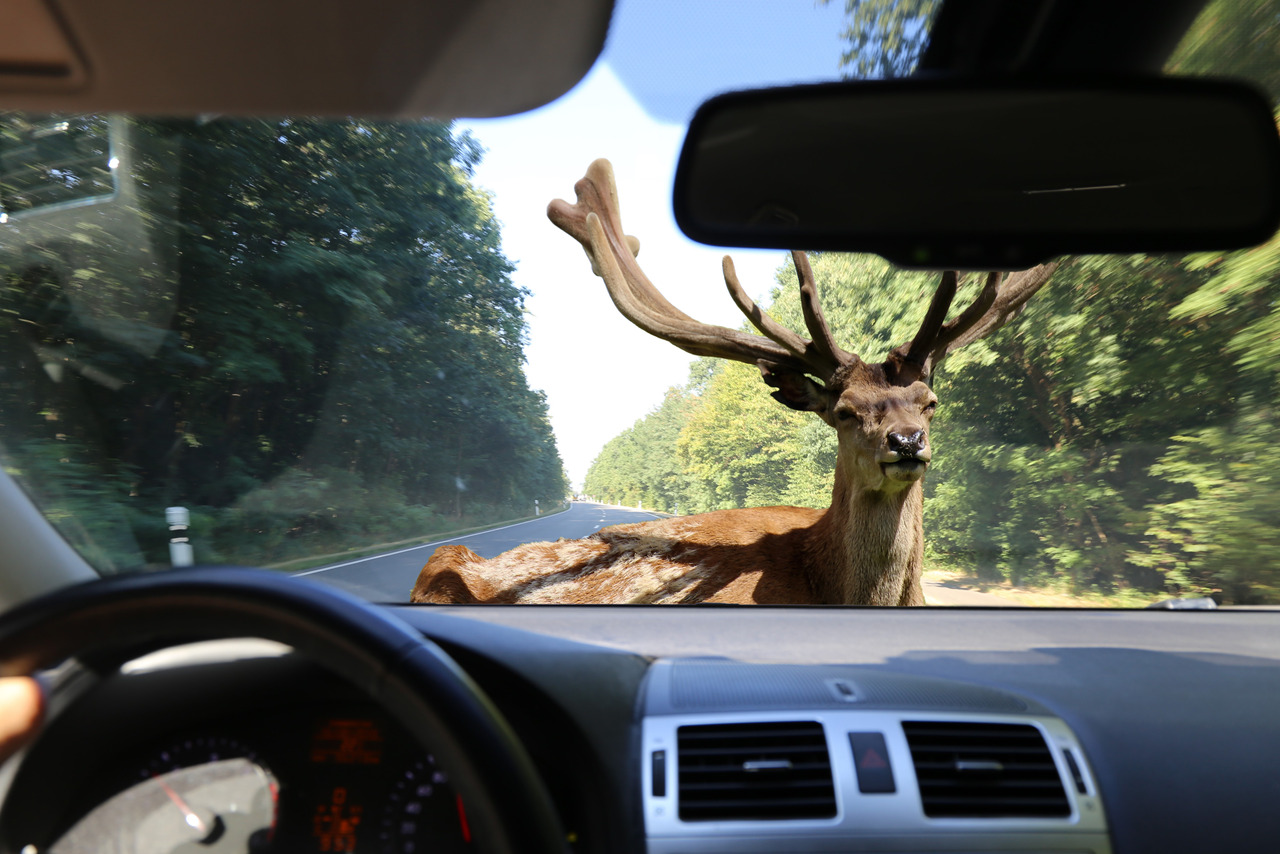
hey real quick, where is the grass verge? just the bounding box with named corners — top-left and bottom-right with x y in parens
top-left (922, 563), bottom-right (1167, 608)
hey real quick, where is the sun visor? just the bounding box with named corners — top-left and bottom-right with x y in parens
top-left (0, 0), bottom-right (614, 119)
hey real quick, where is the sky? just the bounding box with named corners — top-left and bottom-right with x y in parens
top-left (458, 0), bottom-right (847, 488)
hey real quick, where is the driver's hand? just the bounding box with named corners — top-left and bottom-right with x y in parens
top-left (0, 677), bottom-right (43, 763)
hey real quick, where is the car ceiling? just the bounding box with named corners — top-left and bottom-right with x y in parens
top-left (0, 0), bottom-right (1221, 122)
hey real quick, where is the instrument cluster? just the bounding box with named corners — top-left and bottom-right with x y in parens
top-left (1, 651), bottom-right (472, 853)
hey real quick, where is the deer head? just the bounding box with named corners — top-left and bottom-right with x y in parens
top-left (548, 160), bottom-right (1057, 499)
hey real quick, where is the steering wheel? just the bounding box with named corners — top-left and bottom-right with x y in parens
top-left (0, 567), bottom-right (565, 854)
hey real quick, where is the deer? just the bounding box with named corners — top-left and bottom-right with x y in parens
top-left (410, 159), bottom-right (1056, 605)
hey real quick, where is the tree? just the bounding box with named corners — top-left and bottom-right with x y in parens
top-left (585, 385), bottom-right (696, 512)
top-left (0, 114), bottom-right (566, 567)
top-left (577, 0), bottom-right (1280, 603)
top-left (1167, 0), bottom-right (1280, 102)
top-left (582, 238), bottom-right (1280, 603)
top-left (821, 0), bottom-right (941, 79)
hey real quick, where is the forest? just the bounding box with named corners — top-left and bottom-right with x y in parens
top-left (584, 247), bottom-right (1280, 605)
top-left (0, 115), bottom-right (567, 571)
top-left (585, 0), bottom-right (1280, 605)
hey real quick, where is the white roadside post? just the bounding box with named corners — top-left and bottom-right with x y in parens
top-left (535, 499), bottom-right (540, 516)
top-left (166, 506), bottom-right (194, 567)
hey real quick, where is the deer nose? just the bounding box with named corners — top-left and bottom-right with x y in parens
top-left (887, 430), bottom-right (928, 460)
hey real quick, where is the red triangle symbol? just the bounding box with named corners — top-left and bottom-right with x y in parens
top-left (860, 748), bottom-right (888, 769)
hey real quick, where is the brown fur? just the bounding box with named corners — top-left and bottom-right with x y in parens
top-left (413, 508), bottom-right (820, 605)
top-left (411, 372), bottom-right (936, 606)
top-left (409, 161), bottom-right (1053, 606)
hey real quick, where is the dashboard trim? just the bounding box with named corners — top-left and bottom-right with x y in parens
top-left (641, 709), bottom-right (1108, 853)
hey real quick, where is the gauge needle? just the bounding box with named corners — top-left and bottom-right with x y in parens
top-left (153, 774), bottom-right (209, 836)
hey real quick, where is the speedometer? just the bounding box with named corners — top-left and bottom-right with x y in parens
top-left (139, 735), bottom-right (269, 784)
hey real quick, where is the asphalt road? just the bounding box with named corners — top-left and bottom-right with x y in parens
top-left (298, 501), bottom-right (664, 602)
top-left (301, 500), bottom-right (1013, 606)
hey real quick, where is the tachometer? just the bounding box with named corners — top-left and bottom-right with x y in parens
top-left (378, 755), bottom-right (471, 853)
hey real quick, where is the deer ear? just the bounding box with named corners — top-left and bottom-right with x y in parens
top-left (759, 363), bottom-right (828, 413)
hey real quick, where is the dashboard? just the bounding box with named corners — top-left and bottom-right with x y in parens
top-left (638, 659), bottom-right (1109, 854)
top-left (3, 601), bottom-right (1280, 854)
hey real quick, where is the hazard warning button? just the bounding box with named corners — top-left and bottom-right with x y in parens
top-left (849, 732), bottom-right (896, 793)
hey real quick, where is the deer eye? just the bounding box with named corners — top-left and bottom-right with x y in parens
top-left (835, 408), bottom-right (858, 423)
top-left (923, 401), bottom-right (938, 416)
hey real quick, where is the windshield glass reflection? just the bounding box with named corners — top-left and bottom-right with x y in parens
top-left (0, 0), bottom-right (1277, 607)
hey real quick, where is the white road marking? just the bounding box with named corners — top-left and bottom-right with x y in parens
top-left (294, 506), bottom-right (662, 576)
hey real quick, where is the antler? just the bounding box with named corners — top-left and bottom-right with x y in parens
top-left (888, 263), bottom-right (1058, 383)
top-left (547, 159), bottom-right (855, 383)
top-left (548, 159), bottom-right (1058, 390)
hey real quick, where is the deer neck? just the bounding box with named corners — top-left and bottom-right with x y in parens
top-left (806, 462), bottom-right (925, 606)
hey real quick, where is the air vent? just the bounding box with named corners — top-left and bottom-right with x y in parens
top-left (677, 721), bottom-right (836, 821)
top-left (902, 721), bottom-right (1070, 818)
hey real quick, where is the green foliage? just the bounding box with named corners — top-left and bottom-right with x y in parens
top-left (677, 357), bottom-right (805, 510)
top-left (585, 386), bottom-right (696, 513)
top-left (582, 236), bottom-right (1280, 604)
top-left (1135, 403), bottom-right (1280, 604)
top-left (585, 253), bottom-right (945, 514)
top-left (1174, 237), bottom-right (1280, 375)
top-left (821, 0), bottom-right (941, 79)
top-left (0, 115), bottom-right (566, 571)
top-left (564, 0), bottom-right (1280, 603)
top-left (1, 438), bottom-right (142, 571)
top-left (1167, 0), bottom-right (1280, 102)
top-left (200, 467), bottom-right (446, 566)
top-left (1126, 232), bottom-right (1280, 602)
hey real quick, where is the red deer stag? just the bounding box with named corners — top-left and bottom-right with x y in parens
top-left (411, 159), bottom-right (1056, 605)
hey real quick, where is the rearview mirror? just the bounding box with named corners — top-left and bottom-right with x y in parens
top-left (673, 78), bottom-right (1280, 269)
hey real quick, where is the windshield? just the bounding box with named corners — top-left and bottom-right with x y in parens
top-left (0, 0), bottom-right (1276, 607)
